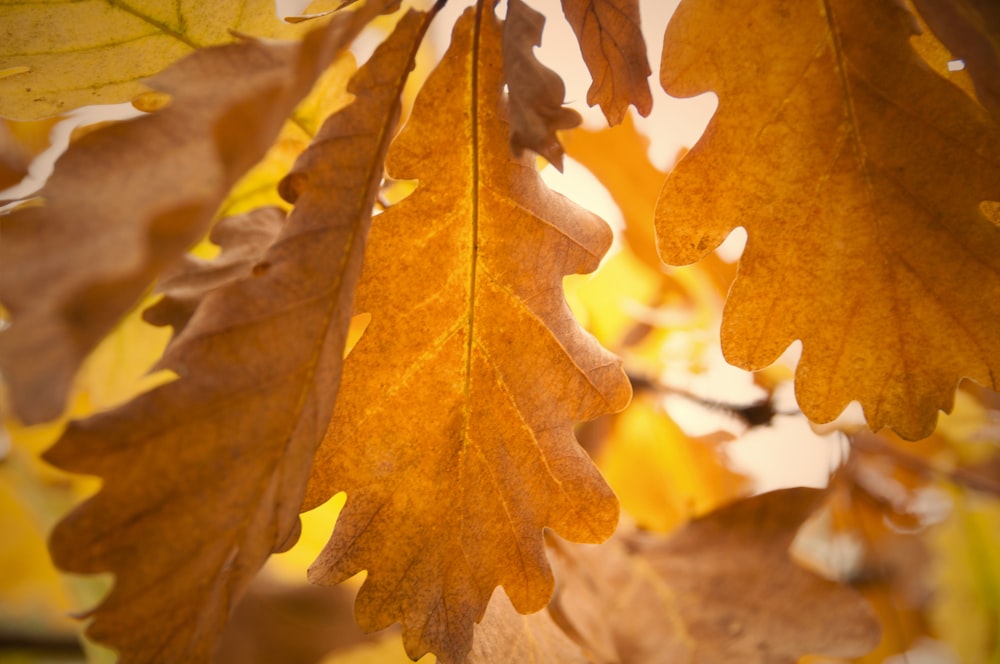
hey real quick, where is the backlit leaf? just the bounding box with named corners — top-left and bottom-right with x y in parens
top-left (503, 0), bottom-right (581, 170)
top-left (559, 0), bottom-right (652, 124)
top-left (655, 0), bottom-right (1000, 439)
top-left (302, 6), bottom-right (630, 662)
top-left (0, 0), bottom-right (308, 120)
top-left (41, 9), bottom-right (430, 661)
top-left (0, 8), bottom-right (379, 424)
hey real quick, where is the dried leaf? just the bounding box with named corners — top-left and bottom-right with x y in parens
top-left (559, 0), bottom-right (652, 124)
top-left (546, 489), bottom-right (881, 663)
top-left (0, 0), bottom-right (310, 120)
top-left (41, 9), bottom-right (430, 662)
top-left (655, 0), bottom-right (1000, 439)
top-left (910, 0), bottom-right (1000, 117)
top-left (142, 207), bottom-right (286, 338)
top-left (503, 0), bottom-right (581, 170)
top-left (466, 591), bottom-right (590, 663)
top-left (0, 7), bottom-right (381, 424)
top-left (302, 6), bottom-right (630, 663)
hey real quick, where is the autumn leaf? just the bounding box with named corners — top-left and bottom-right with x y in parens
top-left (545, 489), bottom-right (880, 663)
top-left (559, 0), bottom-right (652, 124)
top-left (301, 5), bottom-right (630, 662)
top-left (594, 393), bottom-right (747, 533)
top-left (0, 0), bottom-right (314, 120)
top-left (503, 0), bottom-right (581, 170)
top-left (40, 9), bottom-right (432, 662)
top-left (0, 6), bottom-right (382, 424)
top-left (910, 0), bottom-right (1000, 117)
top-left (0, 121), bottom-right (31, 191)
top-left (655, 0), bottom-right (1000, 439)
top-left (142, 207), bottom-right (286, 338)
top-left (466, 591), bottom-right (589, 663)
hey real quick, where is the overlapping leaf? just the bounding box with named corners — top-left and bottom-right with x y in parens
top-left (0, 0), bottom-right (310, 120)
top-left (503, 0), bottom-right (581, 170)
top-left (302, 6), bottom-right (630, 663)
top-left (655, 0), bottom-right (1000, 439)
top-left (559, 0), bottom-right (651, 124)
top-left (466, 489), bottom-right (880, 662)
top-left (910, 0), bottom-right (1000, 117)
top-left (41, 9), bottom-right (431, 661)
top-left (550, 489), bottom-right (879, 662)
top-left (0, 8), bottom-right (378, 424)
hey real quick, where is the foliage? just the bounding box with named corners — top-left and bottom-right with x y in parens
top-left (0, 0), bottom-right (998, 662)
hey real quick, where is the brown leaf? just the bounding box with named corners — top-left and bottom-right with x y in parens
top-left (467, 591), bottom-right (590, 663)
top-left (546, 489), bottom-right (881, 663)
top-left (143, 207), bottom-right (286, 339)
top-left (0, 5), bottom-right (386, 424)
top-left (655, 0), bottom-right (1000, 439)
top-left (910, 0), bottom-right (1000, 117)
top-left (503, 0), bottom-right (582, 170)
top-left (559, 0), bottom-right (652, 125)
top-left (0, 121), bottom-right (31, 191)
top-left (41, 9), bottom-right (432, 662)
top-left (302, 6), bottom-right (630, 663)
top-left (215, 577), bottom-right (368, 664)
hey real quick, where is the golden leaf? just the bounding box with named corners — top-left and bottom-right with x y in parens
top-left (302, 6), bottom-right (630, 662)
top-left (655, 0), bottom-right (1000, 439)
top-left (41, 9), bottom-right (431, 661)
top-left (0, 0), bottom-right (309, 120)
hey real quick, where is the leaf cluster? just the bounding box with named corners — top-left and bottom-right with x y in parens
top-left (1, 0), bottom-right (999, 662)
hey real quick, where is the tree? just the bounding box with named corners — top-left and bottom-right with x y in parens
top-left (0, 0), bottom-right (998, 662)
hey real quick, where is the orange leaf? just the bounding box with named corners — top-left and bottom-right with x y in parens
top-left (0, 4), bottom-right (385, 425)
top-left (503, 0), bottom-right (581, 170)
top-left (546, 489), bottom-right (881, 662)
top-left (41, 9), bottom-right (432, 662)
top-left (559, 0), bottom-right (652, 124)
top-left (302, 6), bottom-right (630, 662)
top-left (910, 0), bottom-right (1000, 117)
top-left (655, 0), bottom-right (1000, 439)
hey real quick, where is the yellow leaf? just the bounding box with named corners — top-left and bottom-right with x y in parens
top-left (929, 492), bottom-right (1000, 664)
top-left (302, 6), bottom-right (630, 662)
top-left (0, 0), bottom-right (310, 120)
top-left (595, 394), bottom-right (747, 533)
top-left (656, 0), bottom-right (1000, 440)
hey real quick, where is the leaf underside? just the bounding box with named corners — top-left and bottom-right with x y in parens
top-left (302, 5), bottom-right (630, 663)
top-left (655, 0), bottom-right (1000, 440)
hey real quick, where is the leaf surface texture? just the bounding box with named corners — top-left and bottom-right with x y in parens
top-left (40, 9), bottom-right (430, 661)
top-left (0, 0), bottom-right (311, 119)
top-left (0, 10), bottom-right (373, 423)
top-left (655, 0), bottom-right (1000, 439)
top-left (303, 6), bottom-right (630, 662)
top-left (559, 0), bottom-right (652, 124)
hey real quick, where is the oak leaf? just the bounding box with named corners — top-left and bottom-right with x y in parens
top-left (559, 0), bottom-right (652, 124)
top-left (142, 207), bottom-right (287, 338)
top-left (0, 0), bottom-right (310, 120)
top-left (503, 0), bottom-right (582, 170)
top-left (545, 489), bottom-right (881, 663)
top-left (466, 591), bottom-right (589, 664)
top-left (40, 9), bottom-right (431, 662)
top-left (655, 0), bottom-right (1000, 439)
top-left (301, 5), bottom-right (630, 663)
top-left (0, 7), bottom-right (379, 424)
